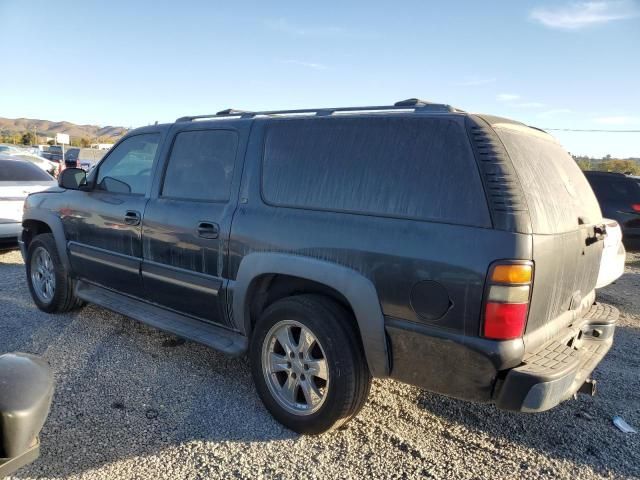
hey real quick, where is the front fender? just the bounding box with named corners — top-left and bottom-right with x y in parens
top-left (231, 252), bottom-right (389, 377)
top-left (22, 208), bottom-right (70, 271)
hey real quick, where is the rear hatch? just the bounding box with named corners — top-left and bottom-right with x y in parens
top-left (491, 123), bottom-right (605, 350)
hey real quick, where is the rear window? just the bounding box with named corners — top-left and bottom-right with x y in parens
top-left (495, 126), bottom-right (602, 234)
top-left (0, 160), bottom-right (53, 181)
top-left (261, 117), bottom-right (491, 227)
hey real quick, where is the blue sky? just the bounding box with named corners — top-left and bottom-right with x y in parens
top-left (1, 0), bottom-right (639, 157)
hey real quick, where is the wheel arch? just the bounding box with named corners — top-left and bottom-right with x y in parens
top-left (22, 211), bottom-right (70, 270)
top-left (232, 253), bottom-right (389, 377)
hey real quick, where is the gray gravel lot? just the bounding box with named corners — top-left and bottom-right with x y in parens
top-left (1, 249), bottom-right (639, 479)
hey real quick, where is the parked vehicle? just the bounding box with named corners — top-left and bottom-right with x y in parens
top-left (5, 152), bottom-right (59, 177)
top-left (0, 145), bottom-right (24, 155)
top-left (21, 99), bottom-right (619, 434)
top-left (34, 145), bottom-right (50, 156)
top-left (584, 171), bottom-right (640, 249)
top-left (64, 147), bottom-right (107, 171)
top-left (0, 157), bottom-right (57, 250)
top-left (0, 352), bottom-right (54, 477)
top-left (596, 219), bottom-right (626, 288)
top-left (44, 145), bottom-right (63, 162)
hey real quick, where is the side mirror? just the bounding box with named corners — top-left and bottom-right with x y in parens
top-left (58, 168), bottom-right (87, 190)
top-left (0, 353), bottom-right (54, 477)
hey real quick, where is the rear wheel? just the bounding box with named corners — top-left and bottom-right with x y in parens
top-left (250, 294), bottom-right (371, 434)
top-left (26, 233), bottom-right (83, 313)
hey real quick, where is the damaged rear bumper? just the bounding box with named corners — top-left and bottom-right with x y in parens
top-left (495, 302), bottom-right (618, 412)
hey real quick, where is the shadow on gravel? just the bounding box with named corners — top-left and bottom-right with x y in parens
top-left (416, 323), bottom-right (640, 479)
top-left (12, 312), bottom-right (299, 479)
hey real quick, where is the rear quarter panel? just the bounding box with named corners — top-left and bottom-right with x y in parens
top-left (229, 119), bottom-right (533, 337)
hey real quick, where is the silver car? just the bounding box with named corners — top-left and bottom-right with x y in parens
top-left (0, 157), bottom-right (57, 249)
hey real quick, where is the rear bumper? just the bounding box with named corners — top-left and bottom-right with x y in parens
top-left (495, 302), bottom-right (618, 412)
top-left (385, 302), bottom-right (618, 411)
top-left (0, 222), bottom-right (21, 239)
top-left (0, 223), bottom-right (21, 250)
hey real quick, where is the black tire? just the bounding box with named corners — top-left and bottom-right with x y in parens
top-left (26, 233), bottom-right (83, 313)
top-left (250, 294), bottom-right (371, 434)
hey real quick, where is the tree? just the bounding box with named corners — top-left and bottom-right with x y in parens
top-left (600, 159), bottom-right (640, 175)
top-left (80, 137), bottom-right (91, 148)
top-left (20, 131), bottom-right (36, 145)
top-left (576, 158), bottom-right (592, 171)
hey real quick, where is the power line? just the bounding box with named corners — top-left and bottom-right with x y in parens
top-left (543, 128), bottom-right (640, 133)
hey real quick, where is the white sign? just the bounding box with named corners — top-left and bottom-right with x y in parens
top-left (56, 133), bottom-right (70, 145)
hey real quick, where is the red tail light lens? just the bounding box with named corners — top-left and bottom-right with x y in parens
top-left (631, 204), bottom-right (640, 213)
top-left (483, 303), bottom-right (528, 339)
top-left (482, 262), bottom-right (533, 340)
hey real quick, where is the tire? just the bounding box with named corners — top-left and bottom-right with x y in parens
top-left (26, 233), bottom-right (83, 313)
top-left (250, 294), bottom-right (372, 434)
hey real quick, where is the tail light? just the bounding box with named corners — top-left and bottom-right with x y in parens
top-left (482, 262), bottom-right (533, 340)
top-left (631, 204), bottom-right (640, 213)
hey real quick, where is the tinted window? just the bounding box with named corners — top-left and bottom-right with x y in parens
top-left (0, 160), bottom-right (53, 181)
top-left (261, 117), bottom-right (490, 226)
top-left (96, 134), bottom-right (160, 194)
top-left (162, 130), bottom-right (237, 202)
top-left (587, 175), bottom-right (640, 202)
top-left (495, 127), bottom-right (602, 234)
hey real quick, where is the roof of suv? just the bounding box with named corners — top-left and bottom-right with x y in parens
top-left (168, 98), bottom-right (556, 139)
top-left (174, 98), bottom-right (463, 122)
top-left (584, 171), bottom-right (637, 179)
top-left (128, 98), bottom-right (555, 143)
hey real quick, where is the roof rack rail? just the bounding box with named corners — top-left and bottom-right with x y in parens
top-left (175, 98), bottom-right (463, 122)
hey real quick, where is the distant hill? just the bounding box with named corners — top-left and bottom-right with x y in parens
top-left (0, 116), bottom-right (128, 140)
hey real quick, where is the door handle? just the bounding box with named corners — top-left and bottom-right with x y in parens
top-left (124, 210), bottom-right (141, 226)
top-left (197, 221), bottom-right (219, 239)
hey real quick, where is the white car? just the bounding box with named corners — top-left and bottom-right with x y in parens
top-left (6, 152), bottom-right (59, 177)
top-left (0, 157), bottom-right (57, 249)
top-left (596, 218), bottom-right (626, 289)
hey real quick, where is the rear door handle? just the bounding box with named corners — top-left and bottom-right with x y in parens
top-left (124, 210), bottom-right (141, 226)
top-left (197, 221), bottom-right (219, 239)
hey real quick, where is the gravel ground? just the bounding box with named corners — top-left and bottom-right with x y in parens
top-left (1, 249), bottom-right (639, 479)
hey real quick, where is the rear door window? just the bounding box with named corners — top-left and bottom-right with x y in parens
top-left (261, 116), bottom-right (491, 227)
top-left (161, 129), bottom-right (238, 202)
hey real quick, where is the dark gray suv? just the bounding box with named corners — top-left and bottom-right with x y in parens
top-left (20, 99), bottom-right (618, 434)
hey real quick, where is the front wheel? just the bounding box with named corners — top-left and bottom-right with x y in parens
top-left (250, 294), bottom-right (371, 434)
top-left (26, 233), bottom-right (83, 313)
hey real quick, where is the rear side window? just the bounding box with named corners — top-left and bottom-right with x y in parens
top-left (495, 127), bottom-right (602, 234)
top-left (0, 160), bottom-right (53, 181)
top-left (261, 117), bottom-right (490, 227)
top-left (162, 130), bottom-right (238, 202)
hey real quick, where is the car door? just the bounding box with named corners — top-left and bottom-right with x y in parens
top-left (62, 131), bottom-right (164, 297)
top-left (140, 123), bottom-right (246, 326)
